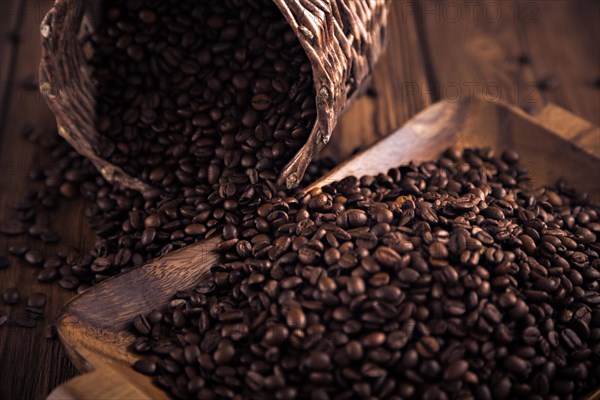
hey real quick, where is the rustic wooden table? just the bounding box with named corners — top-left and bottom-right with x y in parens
top-left (0, 1), bottom-right (598, 399)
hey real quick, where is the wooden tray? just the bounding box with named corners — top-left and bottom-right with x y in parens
top-left (48, 98), bottom-right (600, 400)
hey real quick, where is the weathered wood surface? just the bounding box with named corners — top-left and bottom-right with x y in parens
top-left (0, 1), bottom-right (598, 399)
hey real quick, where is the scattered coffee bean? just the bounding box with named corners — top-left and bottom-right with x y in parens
top-left (37, 268), bottom-right (59, 283)
top-left (3, 288), bottom-right (19, 305)
top-left (0, 220), bottom-right (25, 235)
top-left (24, 250), bottom-right (44, 266)
top-left (27, 293), bottom-right (47, 308)
top-left (8, 244), bottom-right (29, 257)
top-left (0, 255), bottom-right (9, 270)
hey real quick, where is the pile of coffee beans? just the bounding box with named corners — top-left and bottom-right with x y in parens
top-left (88, 0), bottom-right (315, 202)
top-left (131, 148), bottom-right (599, 399)
top-left (0, 125), bottom-right (333, 296)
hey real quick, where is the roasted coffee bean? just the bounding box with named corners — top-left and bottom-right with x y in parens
top-left (3, 287), bottom-right (19, 305)
top-left (374, 246), bottom-right (402, 267)
top-left (361, 332), bottom-right (385, 347)
top-left (0, 255), bottom-right (9, 270)
top-left (347, 277), bottom-right (366, 295)
top-left (264, 325), bottom-right (289, 347)
top-left (345, 340), bottom-right (364, 361)
top-left (286, 308), bottom-right (306, 329)
top-left (504, 355), bottom-right (532, 377)
top-left (8, 244), bottom-right (29, 256)
top-left (37, 267), bottom-right (59, 283)
top-left (561, 329), bottom-right (582, 350)
top-left (214, 340), bottom-right (235, 365)
top-left (429, 242), bottom-right (448, 259)
top-left (24, 250), bottom-right (44, 266)
top-left (133, 359), bottom-right (157, 375)
top-left (27, 293), bottom-right (47, 308)
top-left (443, 359), bottom-right (469, 381)
top-left (0, 219), bottom-right (25, 235)
top-left (58, 276), bottom-right (79, 290)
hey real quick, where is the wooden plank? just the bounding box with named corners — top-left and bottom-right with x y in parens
top-left (0, 0), bottom-right (24, 128)
top-left (520, 1), bottom-right (600, 126)
top-left (418, 0), bottom-right (544, 112)
top-left (0, 1), bottom-right (85, 399)
top-left (420, 0), bottom-right (599, 125)
top-left (324, 0), bottom-right (433, 161)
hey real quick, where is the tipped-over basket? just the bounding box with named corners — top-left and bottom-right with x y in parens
top-left (39, 0), bottom-right (389, 192)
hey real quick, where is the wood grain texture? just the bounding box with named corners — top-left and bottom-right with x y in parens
top-left (420, 0), bottom-right (600, 123)
top-left (0, 1), bottom-right (599, 399)
top-left (519, 1), bottom-right (600, 126)
top-left (325, 2), bottom-right (433, 162)
top-left (49, 98), bottom-right (600, 400)
top-left (0, 1), bottom-right (83, 400)
top-left (0, 0), bottom-right (24, 130)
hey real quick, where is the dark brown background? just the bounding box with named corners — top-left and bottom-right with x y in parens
top-left (0, 1), bottom-right (599, 399)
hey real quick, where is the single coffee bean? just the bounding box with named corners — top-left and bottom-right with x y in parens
top-left (443, 359), bottom-right (469, 381)
top-left (24, 250), bottom-right (44, 266)
top-left (0, 219), bottom-right (25, 235)
top-left (361, 332), bottom-right (386, 347)
top-left (213, 340), bottom-right (235, 365)
top-left (0, 255), bottom-right (9, 270)
top-left (264, 325), bottom-right (289, 347)
top-left (481, 206), bottom-right (505, 220)
top-left (347, 276), bottom-right (366, 295)
top-left (27, 293), bottom-right (47, 308)
top-left (286, 308), bottom-right (306, 329)
top-left (504, 355), bottom-right (531, 377)
top-left (416, 336), bottom-right (440, 358)
top-left (59, 276), bottom-right (79, 290)
top-left (8, 244), bottom-right (29, 256)
top-left (3, 288), bottom-right (19, 305)
top-left (133, 359), bottom-right (157, 375)
top-left (38, 268), bottom-right (59, 283)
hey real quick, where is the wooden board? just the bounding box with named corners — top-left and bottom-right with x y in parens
top-left (326, 2), bottom-right (433, 161)
top-left (48, 98), bottom-right (600, 400)
top-left (0, 2), bottom-right (81, 400)
top-left (420, 0), bottom-right (600, 125)
top-left (0, 1), bottom-right (599, 399)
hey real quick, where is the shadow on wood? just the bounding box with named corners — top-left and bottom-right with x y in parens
top-left (48, 98), bottom-right (600, 400)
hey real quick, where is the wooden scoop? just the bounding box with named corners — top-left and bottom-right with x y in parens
top-left (48, 98), bottom-right (600, 400)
